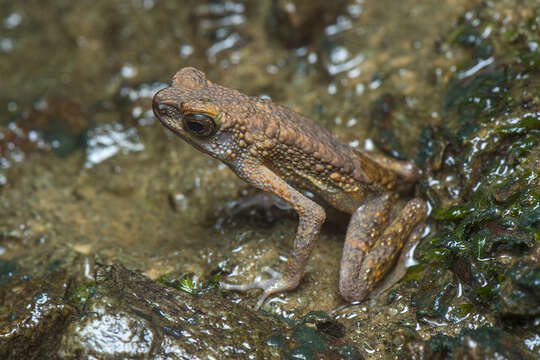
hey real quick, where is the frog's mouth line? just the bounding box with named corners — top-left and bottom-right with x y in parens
top-left (159, 115), bottom-right (183, 134)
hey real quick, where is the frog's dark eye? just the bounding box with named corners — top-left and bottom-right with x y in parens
top-left (182, 112), bottom-right (216, 137)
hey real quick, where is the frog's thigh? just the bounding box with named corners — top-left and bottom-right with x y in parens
top-left (339, 196), bottom-right (427, 302)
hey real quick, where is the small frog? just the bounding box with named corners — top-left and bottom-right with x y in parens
top-left (153, 67), bottom-right (427, 309)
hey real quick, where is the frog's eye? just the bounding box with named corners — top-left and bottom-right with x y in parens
top-left (182, 112), bottom-right (217, 137)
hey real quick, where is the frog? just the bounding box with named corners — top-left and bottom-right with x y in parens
top-left (152, 67), bottom-right (427, 309)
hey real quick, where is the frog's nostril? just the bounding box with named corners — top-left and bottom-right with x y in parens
top-left (153, 103), bottom-right (171, 117)
top-left (158, 104), bottom-right (169, 115)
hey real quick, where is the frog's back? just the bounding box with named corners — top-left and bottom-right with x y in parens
top-left (243, 97), bottom-right (398, 194)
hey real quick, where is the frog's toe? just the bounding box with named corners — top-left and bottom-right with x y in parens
top-left (262, 267), bottom-right (281, 278)
top-left (220, 279), bottom-right (259, 292)
top-left (220, 267), bottom-right (282, 291)
top-left (220, 267), bottom-right (285, 309)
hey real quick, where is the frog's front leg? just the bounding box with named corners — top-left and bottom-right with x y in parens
top-left (339, 193), bottom-right (427, 302)
top-left (221, 158), bottom-right (326, 309)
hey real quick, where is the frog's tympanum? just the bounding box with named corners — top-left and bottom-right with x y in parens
top-left (153, 68), bottom-right (427, 309)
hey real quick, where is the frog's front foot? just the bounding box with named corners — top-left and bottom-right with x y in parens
top-left (221, 267), bottom-right (294, 310)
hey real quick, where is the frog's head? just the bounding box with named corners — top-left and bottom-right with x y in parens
top-left (153, 67), bottom-right (247, 161)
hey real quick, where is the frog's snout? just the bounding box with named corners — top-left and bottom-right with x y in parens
top-left (152, 100), bottom-right (167, 121)
top-left (152, 89), bottom-right (161, 115)
top-left (152, 88), bottom-right (175, 121)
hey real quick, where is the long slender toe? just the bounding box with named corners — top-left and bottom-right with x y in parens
top-left (220, 267), bottom-right (284, 309)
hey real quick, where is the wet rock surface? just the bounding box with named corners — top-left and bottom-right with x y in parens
top-left (58, 263), bottom-right (284, 359)
top-left (0, 265), bottom-right (76, 359)
top-left (1, 261), bottom-right (359, 358)
top-left (1, 0), bottom-right (539, 358)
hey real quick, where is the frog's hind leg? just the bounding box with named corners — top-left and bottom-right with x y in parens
top-left (339, 195), bottom-right (427, 302)
top-left (365, 220), bottom-right (425, 300)
top-left (339, 193), bottom-right (395, 301)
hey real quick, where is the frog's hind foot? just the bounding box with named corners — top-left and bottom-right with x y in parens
top-left (221, 267), bottom-right (288, 310)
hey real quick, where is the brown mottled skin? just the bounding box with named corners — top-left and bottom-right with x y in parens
top-left (153, 67), bottom-right (427, 309)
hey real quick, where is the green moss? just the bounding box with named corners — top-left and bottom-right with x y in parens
top-left (451, 303), bottom-right (473, 318)
top-left (432, 204), bottom-right (475, 221)
top-left (66, 282), bottom-right (96, 309)
top-left (157, 272), bottom-right (198, 295)
top-left (403, 264), bottom-right (425, 282)
top-left (175, 274), bottom-right (197, 294)
top-left (156, 269), bottom-right (224, 296)
top-left (443, 66), bottom-right (513, 138)
top-left (495, 115), bottom-right (540, 135)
